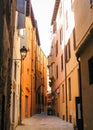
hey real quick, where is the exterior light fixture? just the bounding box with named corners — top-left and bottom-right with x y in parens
top-left (20, 46), bottom-right (27, 60)
top-left (12, 46), bottom-right (27, 61)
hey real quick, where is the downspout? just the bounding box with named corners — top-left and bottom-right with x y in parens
top-left (64, 46), bottom-right (68, 122)
top-left (77, 57), bottom-right (84, 130)
top-left (62, 0), bottom-right (68, 121)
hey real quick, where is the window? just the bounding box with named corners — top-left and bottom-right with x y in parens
top-left (63, 115), bottom-right (65, 120)
top-left (68, 78), bottom-right (71, 101)
top-left (61, 54), bottom-right (63, 71)
top-left (25, 96), bottom-right (28, 117)
top-left (69, 115), bottom-right (72, 123)
top-left (88, 56), bottom-right (93, 84)
top-left (56, 40), bottom-right (58, 56)
top-left (60, 27), bottom-right (63, 44)
top-left (56, 65), bottom-right (58, 79)
top-left (62, 84), bottom-right (64, 103)
top-left (73, 28), bottom-right (76, 50)
top-left (53, 21), bottom-right (57, 33)
top-left (14, 61), bottom-right (17, 80)
top-left (12, 92), bottom-right (15, 122)
top-left (65, 39), bottom-right (71, 62)
top-left (90, 0), bottom-right (93, 8)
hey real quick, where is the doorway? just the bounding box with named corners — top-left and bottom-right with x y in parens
top-left (25, 96), bottom-right (28, 118)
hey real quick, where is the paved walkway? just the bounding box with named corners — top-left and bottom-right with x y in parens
top-left (15, 113), bottom-right (74, 130)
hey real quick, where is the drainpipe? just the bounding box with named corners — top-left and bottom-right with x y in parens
top-left (19, 59), bottom-right (22, 124)
top-left (77, 57), bottom-right (84, 130)
top-left (64, 45), bottom-right (68, 122)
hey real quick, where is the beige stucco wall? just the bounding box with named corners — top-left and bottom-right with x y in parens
top-left (80, 39), bottom-right (93, 130)
top-left (74, 0), bottom-right (93, 129)
top-left (49, 0), bottom-right (80, 124)
top-left (10, 11), bottom-right (21, 129)
top-left (74, 0), bottom-right (93, 49)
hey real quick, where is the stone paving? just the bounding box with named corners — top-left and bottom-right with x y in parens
top-left (15, 113), bottom-right (74, 130)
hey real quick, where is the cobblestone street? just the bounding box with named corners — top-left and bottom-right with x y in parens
top-left (15, 113), bottom-right (74, 130)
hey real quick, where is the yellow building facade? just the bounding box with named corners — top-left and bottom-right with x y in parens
top-left (75, 0), bottom-right (93, 130)
top-left (48, 0), bottom-right (79, 125)
top-left (49, 0), bottom-right (93, 129)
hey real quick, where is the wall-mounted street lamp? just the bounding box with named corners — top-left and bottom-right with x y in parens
top-left (12, 46), bottom-right (27, 61)
top-left (20, 46), bottom-right (27, 60)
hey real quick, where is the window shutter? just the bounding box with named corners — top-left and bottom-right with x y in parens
top-left (17, 12), bottom-right (25, 29)
top-left (16, 0), bottom-right (25, 14)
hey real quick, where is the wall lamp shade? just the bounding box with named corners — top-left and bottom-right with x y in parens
top-left (20, 46), bottom-right (27, 60)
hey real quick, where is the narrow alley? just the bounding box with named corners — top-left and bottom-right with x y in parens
top-left (16, 113), bottom-right (74, 130)
top-left (0, 0), bottom-right (93, 130)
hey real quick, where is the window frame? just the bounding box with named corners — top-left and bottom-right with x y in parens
top-left (65, 39), bottom-right (71, 62)
top-left (14, 61), bottom-right (17, 80)
top-left (61, 54), bottom-right (63, 71)
top-left (68, 77), bottom-right (71, 101)
top-left (56, 65), bottom-right (58, 79)
top-left (62, 84), bottom-right (64, 103)
top-left (56, 40), bottom-right (58, 56)
top-left (73, 28), bottom-right (76, 50)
